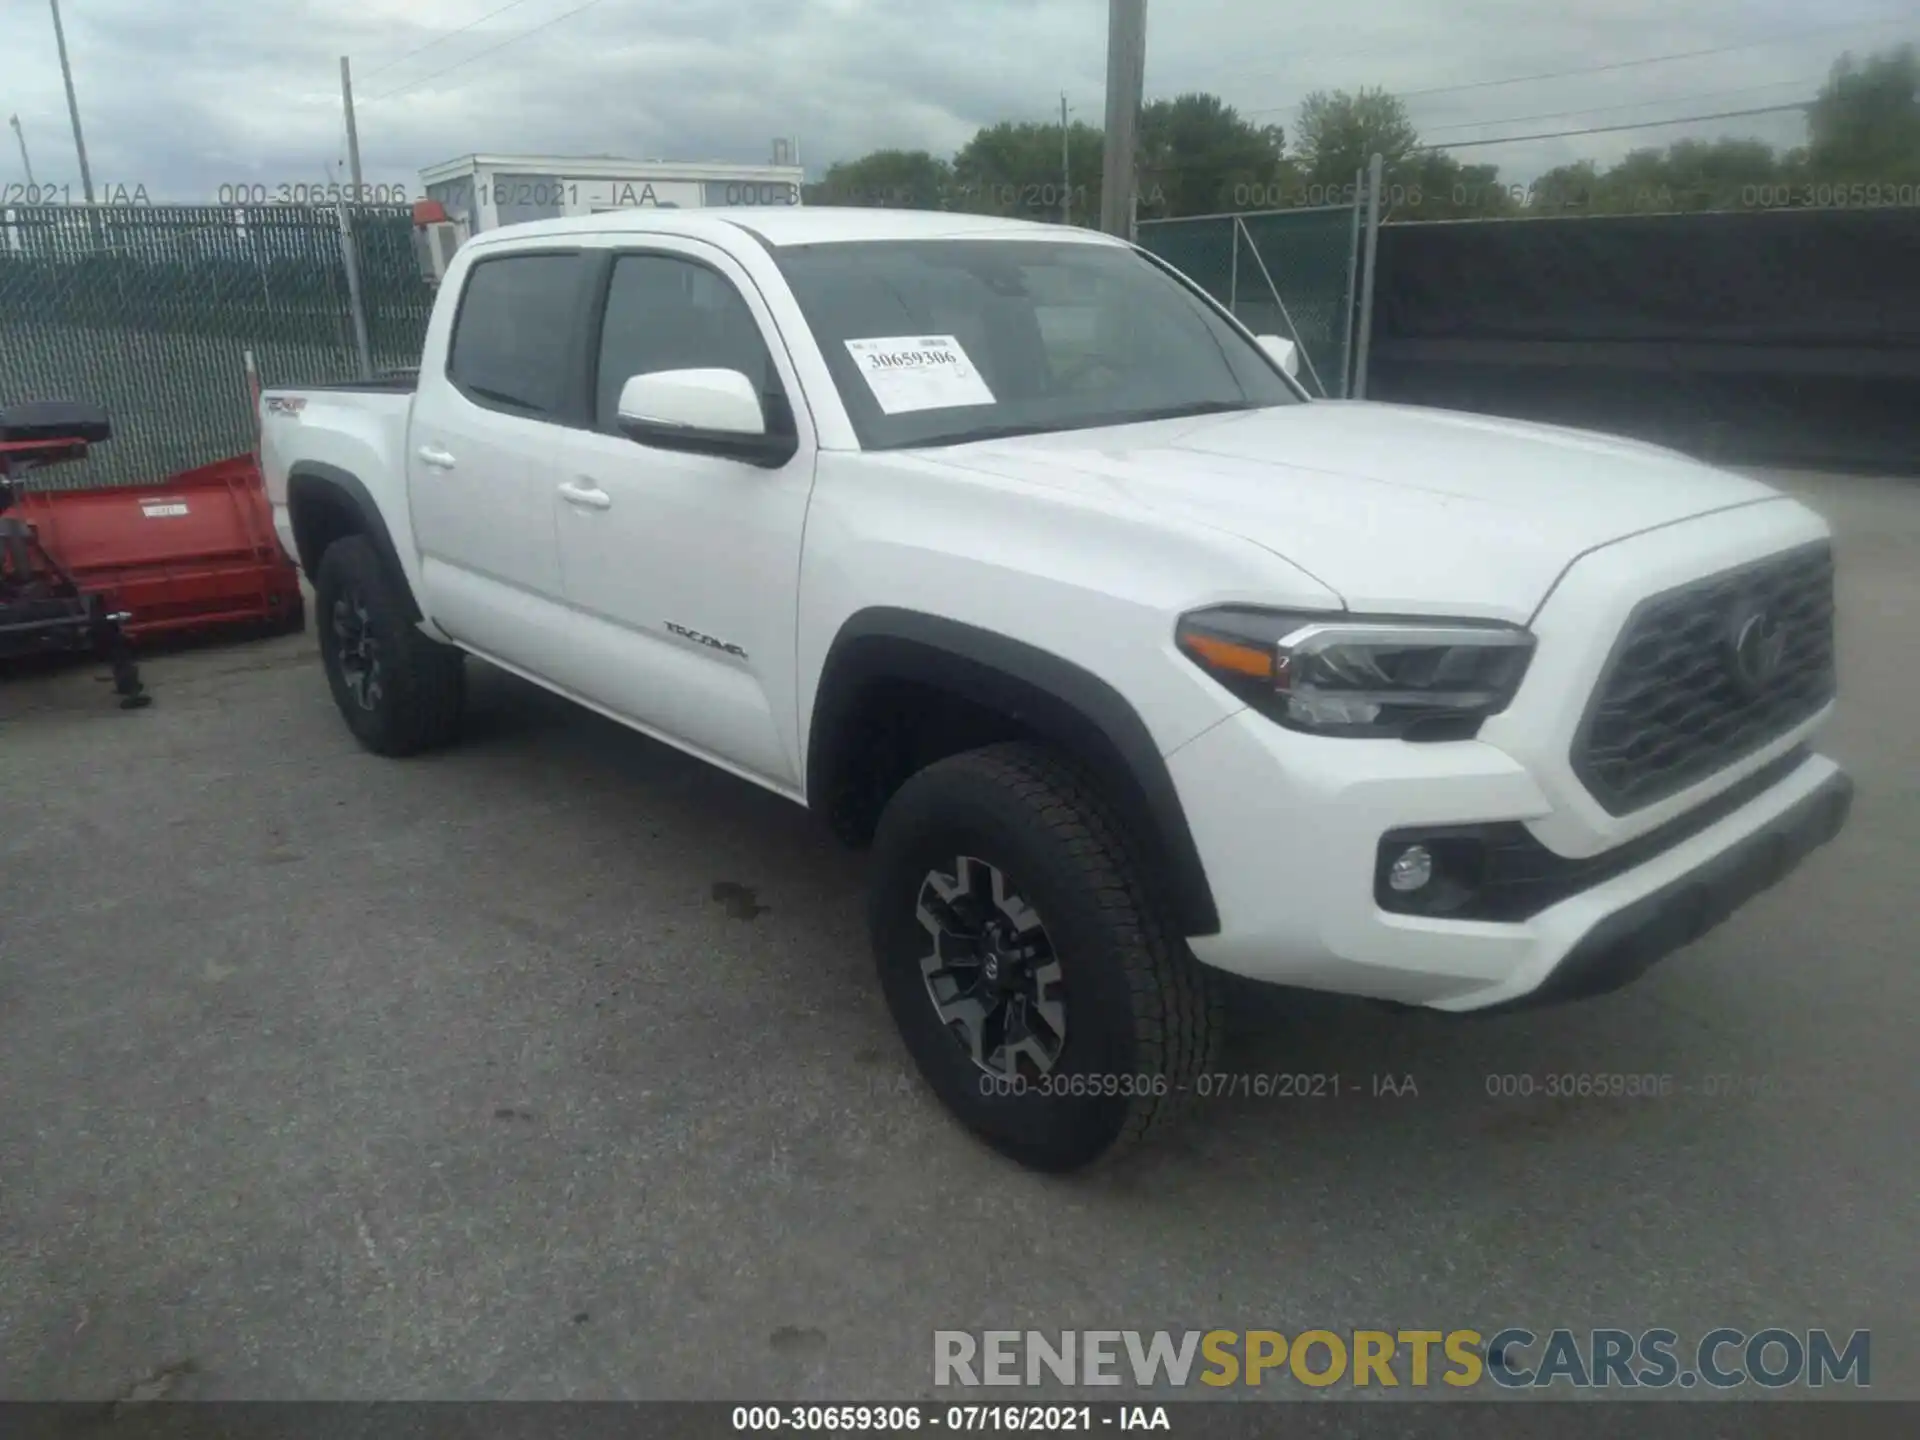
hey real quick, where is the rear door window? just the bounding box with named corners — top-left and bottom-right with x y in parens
top-left (447, 253), bottom-right (585, 417)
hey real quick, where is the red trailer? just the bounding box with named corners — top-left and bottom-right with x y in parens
top-left (10, 454), bottom-right (304, 641)
top-left (2, 402), bottom-right (149, 706)
top-left (5, 398), bottom-right (306, 709)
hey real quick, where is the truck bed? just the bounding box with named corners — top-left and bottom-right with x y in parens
top-left (258, 382), bottom-right (416, 572)
top-left (282, 373), bottom-right (418, 395)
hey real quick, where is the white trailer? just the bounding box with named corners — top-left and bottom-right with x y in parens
top-left (418, 151), bottom-right (805, 237)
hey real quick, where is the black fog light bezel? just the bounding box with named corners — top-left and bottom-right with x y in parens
top-left (1374, 828), bottom-right (1499, 917)
top-left (1376, 748), bottom-right (1819, 924)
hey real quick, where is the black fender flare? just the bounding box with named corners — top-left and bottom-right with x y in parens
top-left (285, 462), bottom-right (421, 620)
top-left (807, 607), bottom-right (1220, 937)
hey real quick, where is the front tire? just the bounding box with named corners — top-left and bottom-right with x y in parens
top-left (314, 535), bottom-right (465, 756)
top-left (868, 742), bottom-right (1222, 1172)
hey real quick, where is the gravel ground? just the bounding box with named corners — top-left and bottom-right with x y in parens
top-left (1, 468), bottom-right (1913, 1402)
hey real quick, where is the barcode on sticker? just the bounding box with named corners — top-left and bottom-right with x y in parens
top-left (141, 502), bottom-right (190, 518)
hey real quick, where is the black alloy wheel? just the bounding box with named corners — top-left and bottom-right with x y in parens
top-left (330, 587), bottom-right (384, 713)
top-left (915, 855), bottom-right (1067, 1081)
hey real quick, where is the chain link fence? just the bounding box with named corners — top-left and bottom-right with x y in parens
top-left (5, 199), bottom-right (1368, 491)
top-left (1136, 204), bottom-right (1363, 397)
top-left (1, 205), bottom-right (433, 489)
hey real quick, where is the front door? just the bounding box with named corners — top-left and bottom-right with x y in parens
top-left (549, 241), bottom-right (816, 791)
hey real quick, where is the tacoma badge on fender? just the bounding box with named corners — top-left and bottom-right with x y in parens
top-left (665, 621), bottom-right (748, 659)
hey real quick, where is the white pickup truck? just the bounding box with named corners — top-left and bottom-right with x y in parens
top-left (261, 206), bottom-right (1851, 1171)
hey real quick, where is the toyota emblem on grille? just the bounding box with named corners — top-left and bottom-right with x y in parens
top-left (1729, 606), bottom-right (1787, 693)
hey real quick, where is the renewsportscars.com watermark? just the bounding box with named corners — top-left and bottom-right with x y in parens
top-left (934, 1328), bottom-right (1871, 1390)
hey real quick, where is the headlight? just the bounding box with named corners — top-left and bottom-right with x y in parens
top-left (1174, 606), bottom-right (1535, 738)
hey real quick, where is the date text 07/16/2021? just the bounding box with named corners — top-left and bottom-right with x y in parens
top-left (731, 1405), bottom-right (1168, 1432)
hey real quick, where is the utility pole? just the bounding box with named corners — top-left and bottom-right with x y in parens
top-left (1098, 0), bottom-right (1146, 239)
top-left (1353, 152), bottom-right (1384, 400)
top-left (1060, 94), bottom-right (1072, 225)
top-left (8, 115), bottom-right (35, 188)
top-left (48, 0), bottom-right (95, 203)
top-left (336, 201), bottom-right (375, 380)
top-left (340, 57), bottom-right (365, 201)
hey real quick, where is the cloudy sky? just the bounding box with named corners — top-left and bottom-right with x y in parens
top-left (3, 0), bottom-right (1914, 203)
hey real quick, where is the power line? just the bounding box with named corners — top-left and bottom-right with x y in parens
top-left (356, 0), bottom-right (549, 84)
top-left (1400, 18), bottom-right (1908, 100)
top-left (1234, 13), bottom-right (1913, 116)
top-left (1421, 76), bottom-right (1817, 136)
top-left (365, 0), bottom-right (619, 105)
top-left (1171, 11), bottom-right (1907, 98)
top-left (1429, 100), bottom-right (1812, 152)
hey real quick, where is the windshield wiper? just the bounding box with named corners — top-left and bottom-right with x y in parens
top-left (1119, 399), bottom-right (1261, 424)
top-left (906, 419), bottom-right (1074, 448)
top-left (895, 400), bottom-right (1263, 452)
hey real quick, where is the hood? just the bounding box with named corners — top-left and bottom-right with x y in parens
top-left (931, 400), bottom-right (1783, 622)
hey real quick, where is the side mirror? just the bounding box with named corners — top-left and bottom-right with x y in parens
top-left (616, 368), bottom-right (795, 466)
top-left (1255, 334), bottom-right (1300, 379)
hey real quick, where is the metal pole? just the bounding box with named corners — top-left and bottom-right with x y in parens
top-left (48, 0), bottom-right (95, 203)
top-left (1238, 215), bottom-right (1329, 399)
top-left (243, 350), bottom-right (263, 463)
top-left (337, 202), bottom-right (375, 380)
top-left (1229, 214), bottom-right (1238, 315)
top-left (1338, 167), bottom-right (1362, 398)
top-left (340, 57), bottom-right (365, 203)
top-left (8, 115), bottom-right (35, 188)
top-left (1099, 0), bottom-right (1147, 238)
top-left (1060, 93), bottom-right (1071, 226)
top-left (1352, 152), bottom-right (1384, 400)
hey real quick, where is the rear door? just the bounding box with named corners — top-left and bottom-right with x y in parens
top-left (546, 239), bottom-right (816, 791)
top-left (406, 247), bottom-right (593, 665)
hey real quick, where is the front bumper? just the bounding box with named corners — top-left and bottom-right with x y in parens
top-left (1166, 705), bottom-right (1851, 1012)
top-left (1475, 764), bottom-right (1851, 1012)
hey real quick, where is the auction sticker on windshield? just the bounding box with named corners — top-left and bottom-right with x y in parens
top-left (844, 335), bottom-right (996, 414)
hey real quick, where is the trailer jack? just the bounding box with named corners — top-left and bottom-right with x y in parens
top-left (1, 401), bottom-right (152, 710)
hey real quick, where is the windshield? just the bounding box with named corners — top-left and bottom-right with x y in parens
top-left (774, 239), bottom-right (1302, 450)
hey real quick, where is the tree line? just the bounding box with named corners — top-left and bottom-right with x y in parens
top-left (803, 44), bottom-right (1920, 223)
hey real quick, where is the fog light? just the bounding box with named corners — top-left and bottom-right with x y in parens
top-left (1388, 844), bottom-right (1434, 893)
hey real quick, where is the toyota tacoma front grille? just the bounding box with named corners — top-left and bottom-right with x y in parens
top-left (1573, 542), bottom-right (1836, 815)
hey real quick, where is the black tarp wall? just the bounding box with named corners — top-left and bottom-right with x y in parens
top-left (1365, 207), bottom-right (1920, 473)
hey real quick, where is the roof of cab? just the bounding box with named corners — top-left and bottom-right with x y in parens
top-left (466, 205), bottom-right (1130, 251)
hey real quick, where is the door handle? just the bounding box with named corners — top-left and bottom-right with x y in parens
top-left (416, 445), bottom-right (457, 470)
top-left (558, 479), bottom-right (612, 511)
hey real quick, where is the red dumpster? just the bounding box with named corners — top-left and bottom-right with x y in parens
top-left (12, 455), bottom-right (303, 640)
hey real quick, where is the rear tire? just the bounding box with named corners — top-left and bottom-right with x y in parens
top-left (314, 535), bottom-right (464, 756)
top-left (868, 741), bottom-right (1222, 1172)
